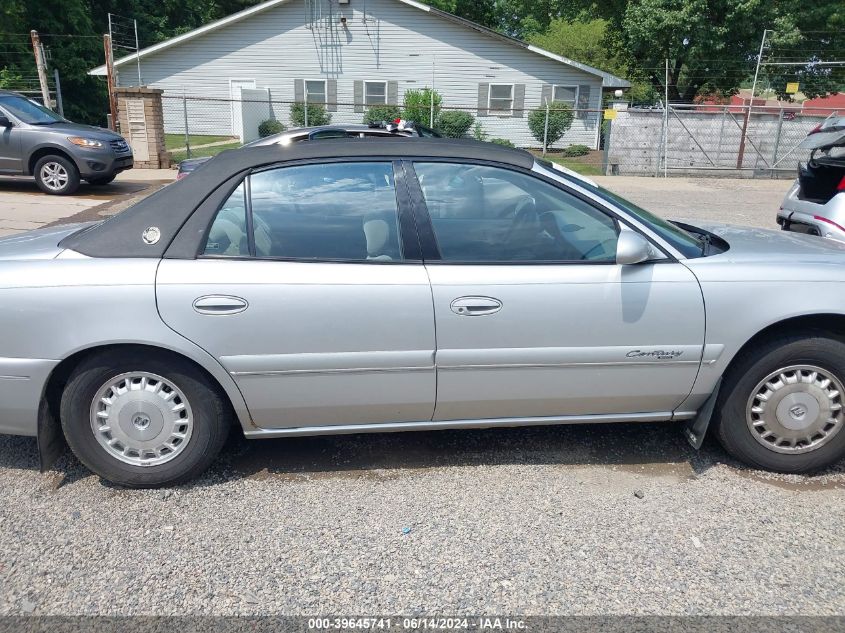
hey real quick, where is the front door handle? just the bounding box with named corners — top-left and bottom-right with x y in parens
top-left (193, 295), bottom-right (249, 315)
top-left (450, 296), bottom-right (503, 316)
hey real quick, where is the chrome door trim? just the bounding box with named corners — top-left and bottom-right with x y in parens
top-left (232, 366), bottom-right (434, 377)
top-left (242, 411), bottom-right (677, 438)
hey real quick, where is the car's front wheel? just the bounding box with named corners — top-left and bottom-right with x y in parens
top-left (60, 349), bottom-right (231, 487)
top-left (33, 155), bottom-right (80, 195)
top-left (714, 332), bottom-right (845, 473)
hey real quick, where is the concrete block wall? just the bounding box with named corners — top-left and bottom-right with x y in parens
top-left (607, 109), bottom-right (825, 177)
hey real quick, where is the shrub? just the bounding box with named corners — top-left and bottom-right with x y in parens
top-left (403, 88), bottom-right (442, 126)
top-left (362, 105), bottom-right (401, 126)
top-left (290, 102), bottom-right (331, 127)
top-left (490, 138), bottom-right (515, 148)
top-left (472, 122), bottom-right (487, 141)
top-left (562, 144), bottom-right (590, 157)
top-left (258, 119), bottom-right (286, 137)
top-left (527, 100), bottom-right (574, 147)
top-left (436, 110), bottom-right (475, 138)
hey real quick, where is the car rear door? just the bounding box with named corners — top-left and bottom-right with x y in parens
top-left (405, 160), bottom-right (705, 422)
top-left (156, 160), bottom-right (436, 429)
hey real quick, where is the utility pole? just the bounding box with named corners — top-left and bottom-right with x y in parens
top-left (30, 31), bottom-right (52, 108)
top-left (103, 34), bottom-right (119, 132)
top-left (53, 68), bottom-right (64, 117)
top-left (133, 18), bottom-right (142, 86)
top-left (664, 58), bottom-right (669, 178)
top-left (737, 29), bottom-right (771, 169)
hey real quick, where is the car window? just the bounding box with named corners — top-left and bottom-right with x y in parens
top-left (249, 162), bottom-right (403, 261)
top-left (413, 162), bottom-right (619, 262)
top-left (203, 183), bottom-right (250, 256)
top-left (0, 94), bottom-right (64, 125)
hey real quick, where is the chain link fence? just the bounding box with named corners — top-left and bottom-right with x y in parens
top-left (160, 94), bottom-right (603, 164)
top-left (605, 104), bottom-right (840, 178)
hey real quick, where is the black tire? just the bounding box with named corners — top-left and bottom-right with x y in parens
top-left (86, 174), bottom-right (117, 186)
top-left (714, 331), bottom-right (845, 473)
top-left (60, 349), bottom-right (231, 487)
top-left (33, 154), bottom-right (80, 195)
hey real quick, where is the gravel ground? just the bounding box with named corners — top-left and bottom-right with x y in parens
top-left (1, 176), bottom-right (844, 618)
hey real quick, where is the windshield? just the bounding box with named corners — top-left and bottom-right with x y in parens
top-left (0, 94), bottom-right (64, 125)
top-left (536, 160), bottom-right (704, 258)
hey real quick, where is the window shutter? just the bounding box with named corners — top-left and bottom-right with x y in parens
top-left (512, 84), bottom-right (526, 118)
top-left (326, 80), bottom-right (338, 112)
top-left (354, 80), bottom-right (364, 113)
top-left (541, 84), bottom-right (553, 105)
top-left (387, 81), bottom-right (399, 106)
top-left (294, 79), bottom-right (304, 103)
top-left (577, 84), bottom-right (591, 119)
top-left (477, 83), bottom-right (489, 117)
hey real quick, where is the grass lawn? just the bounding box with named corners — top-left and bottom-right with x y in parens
top-left (541, 156), bottom-right (604, 176)
top-left (165, 133), bottom-right (238, 151)
top-left (529, 150), bottom-right (604, 176)
top-left (170, 141), bottom-right (243, 163)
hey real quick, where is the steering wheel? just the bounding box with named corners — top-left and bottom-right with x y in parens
top-left (504, 198), bottom-right (539, 246)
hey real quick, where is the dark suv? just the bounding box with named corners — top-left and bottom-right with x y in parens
top-left (0, 90), bottom-right (133, 195)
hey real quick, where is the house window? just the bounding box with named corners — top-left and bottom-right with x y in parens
top-left (364, 81), bottom-right (387, 106)
top-left (553, 85), bottom-right (578, 106)
top-left (489, 84), bottom-right (514, 114)
top-left (305, 80), bottom-right (327, 104)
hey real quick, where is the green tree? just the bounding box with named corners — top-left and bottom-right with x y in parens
top-left (527, 101), bottom-right (574, 146)
top-left (290, 102), bottom-right (331, 127)
top-left (362, 104), bottom-right (401, 125)
top-left (403, 88), bottom-right (442, 126)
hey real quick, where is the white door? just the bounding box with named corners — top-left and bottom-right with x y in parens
top-left (229, 79), bottom-right (255, 141)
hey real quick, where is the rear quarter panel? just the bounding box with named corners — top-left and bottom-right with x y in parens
top-left (0, 257), bottom-right (253, 436)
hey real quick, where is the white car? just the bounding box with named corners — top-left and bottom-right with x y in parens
top-left (777, 116), bottom-right (845, 240)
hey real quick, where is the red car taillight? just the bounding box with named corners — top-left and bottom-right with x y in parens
top-left (837, 175), bottom-right (845, 192)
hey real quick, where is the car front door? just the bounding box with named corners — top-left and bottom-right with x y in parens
top-left (157, 161), bottom-right (436, 429)
top-left (0, 107), bottom-right (22, 173)
top-left (406, 161), bottom-right (705, 422)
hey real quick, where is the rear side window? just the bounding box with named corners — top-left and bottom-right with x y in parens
top-left (204, 162), bottom-right (403, 261)
top-left (413, 162), bottom-right (619, 263)
top-left (203, 183), bottom-right (249, 256)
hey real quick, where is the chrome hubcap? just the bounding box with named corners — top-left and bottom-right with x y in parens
top-left (90, 372), bottom-right (193, 467)
top-left (747, 365), bottom-right (844, 454)
top-left (40, 162), bottom-right (69, 191)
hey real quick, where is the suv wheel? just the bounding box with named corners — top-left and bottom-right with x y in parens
top-left (34, 155), bottom-right (80, 195)
top-left (714, 332), bottom-right (845, 473)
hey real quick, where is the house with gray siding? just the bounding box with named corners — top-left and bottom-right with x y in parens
top-left (90, 0), bottom-right (628, 148)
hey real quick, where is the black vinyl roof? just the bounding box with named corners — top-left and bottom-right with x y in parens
top-left (60, 138), bottom-right (537, 258)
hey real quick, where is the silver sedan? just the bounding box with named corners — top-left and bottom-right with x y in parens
top-left (2, 138), bottom-right (845, 487)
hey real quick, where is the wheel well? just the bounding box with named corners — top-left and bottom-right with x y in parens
top-left (727, 314), bottom-right (845, 374)
top-left (43, 344), bottom-right (238, 427)
top-left (27, 147), bottom-right (77, 176)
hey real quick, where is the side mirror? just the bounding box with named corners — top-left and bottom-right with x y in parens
top-left (615, 231), bottom-right (652, 265)
top-left (0, 115), bottom-right (12, 128)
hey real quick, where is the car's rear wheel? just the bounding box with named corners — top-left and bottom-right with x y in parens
top-left (714, 333), bottom-right (845, 473)
top-left (34, 155), bottom-right (80, 195)
top-left (86, 174), bottom-right (116, 186)
top-left (60, 349), bottom-right (231, 487)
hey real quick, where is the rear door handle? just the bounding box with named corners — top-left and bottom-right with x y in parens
top-left (450, 296), bottom-right (503, 316)
top-left (193, 295), bottom-right (249, 315)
